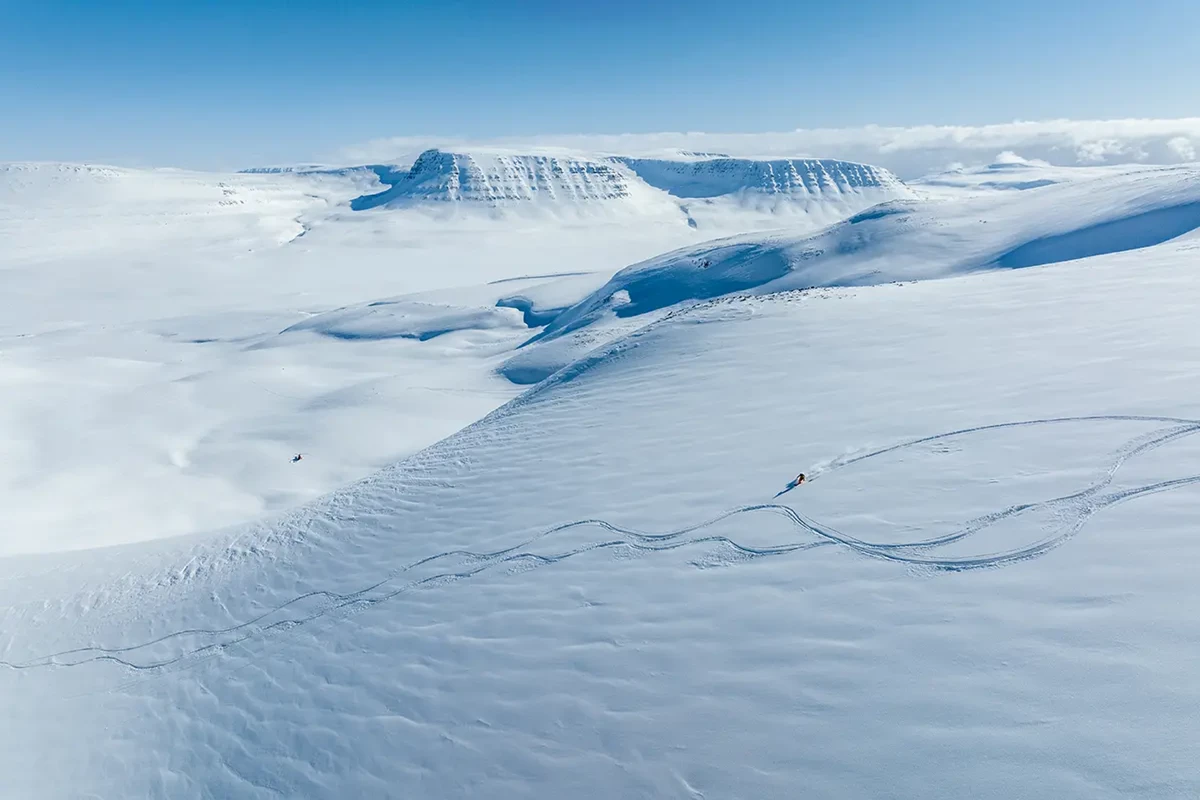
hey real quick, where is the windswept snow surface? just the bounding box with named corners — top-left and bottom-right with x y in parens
top-left (505, 164), bottom-right (1200, 382)
top-left (5, 154), bottom-right (1200, 797)
top-left (0, 162), bottom-right (695, 553)
top-left (6, 230), bottom-right (1200, 797)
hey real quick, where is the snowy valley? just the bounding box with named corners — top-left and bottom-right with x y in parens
top-left (2, 146), bottom-right (1200, 798)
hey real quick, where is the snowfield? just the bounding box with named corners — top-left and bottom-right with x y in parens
top-left (0, 150), bottom-right (909, 554)
top-left (2, 149), bottom-right (1200, 798)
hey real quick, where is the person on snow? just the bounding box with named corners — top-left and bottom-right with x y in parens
top-left (773, 472), bottom-right (807, 498)
top-left (292, 453), bottom-right (303, 463)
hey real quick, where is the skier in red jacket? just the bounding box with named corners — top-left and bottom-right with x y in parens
top-left (774, 472), bottom-right (807, 498)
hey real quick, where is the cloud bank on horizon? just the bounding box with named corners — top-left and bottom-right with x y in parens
top-left (336, 118), bottom-right (1200, 179)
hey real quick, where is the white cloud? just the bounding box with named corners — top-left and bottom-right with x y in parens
top-left (335, 118), bottom-right (1200, 179)
top-left (991, 151), bottom-right (1050, 167)
top-left (1167, 136), bottom-right (1196, 162)
top-left (1075, 138), bottom-right (1147, 163)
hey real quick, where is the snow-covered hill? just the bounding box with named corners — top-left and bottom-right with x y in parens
top-left (501, 164), bottom-right (1200, 382)
top-left (0, 161), bottom-right (372, 261)
top-left (910, 152), bottom-right (1151, 196)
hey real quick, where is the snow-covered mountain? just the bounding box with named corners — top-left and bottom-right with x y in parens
top-left (618, 154), bottom-right (906, 199)
top-left (340, 148), bottom-right (913, 226)
top-left (349, 149), bottom-right (638, 209)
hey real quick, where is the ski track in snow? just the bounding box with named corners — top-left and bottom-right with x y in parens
top-left (4, 414), bottom-right (1199, 674)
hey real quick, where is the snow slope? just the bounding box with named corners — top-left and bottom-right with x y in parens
top-left (0, 162), bottom-right (370, 261)
top-left (503, 164), bottom-right (1200, 382)
top-left (4, 161), bottom-right (1196, 551)
top-left (910, 152), bottom-right (1151, 197)
top-left (0, 270), bottom-right (611, 555)
top-left (4, 226), bottom-right (1200, 797)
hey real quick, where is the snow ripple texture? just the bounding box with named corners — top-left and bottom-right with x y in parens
top-left (5, 414), bottom-right (1197, 674)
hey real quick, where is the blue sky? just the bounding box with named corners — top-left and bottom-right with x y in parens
top-left (2, 0), bottom-right (1197, 168)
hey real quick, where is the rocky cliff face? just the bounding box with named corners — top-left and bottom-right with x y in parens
top-left (350, 150), bottom-right (636, 209)
top-left (617, 156), bottom-right (909, 200)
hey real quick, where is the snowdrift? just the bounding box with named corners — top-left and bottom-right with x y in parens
top-left (278, 299), bottom-right (527, 342)
top-left (504, 164), bottom-right (1200, 383)
top-left (272, 273), bottom-right (611, 344)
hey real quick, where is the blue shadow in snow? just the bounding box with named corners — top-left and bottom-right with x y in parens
top-left (996, 202), bottom-right (1200, 270)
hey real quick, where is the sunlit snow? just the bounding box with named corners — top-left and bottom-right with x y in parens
top-left (3, 149), bottom-right (1200, 798)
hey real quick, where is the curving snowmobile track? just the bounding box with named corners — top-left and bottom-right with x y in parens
top-left (4, 413), bottom-right (1198, 674)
